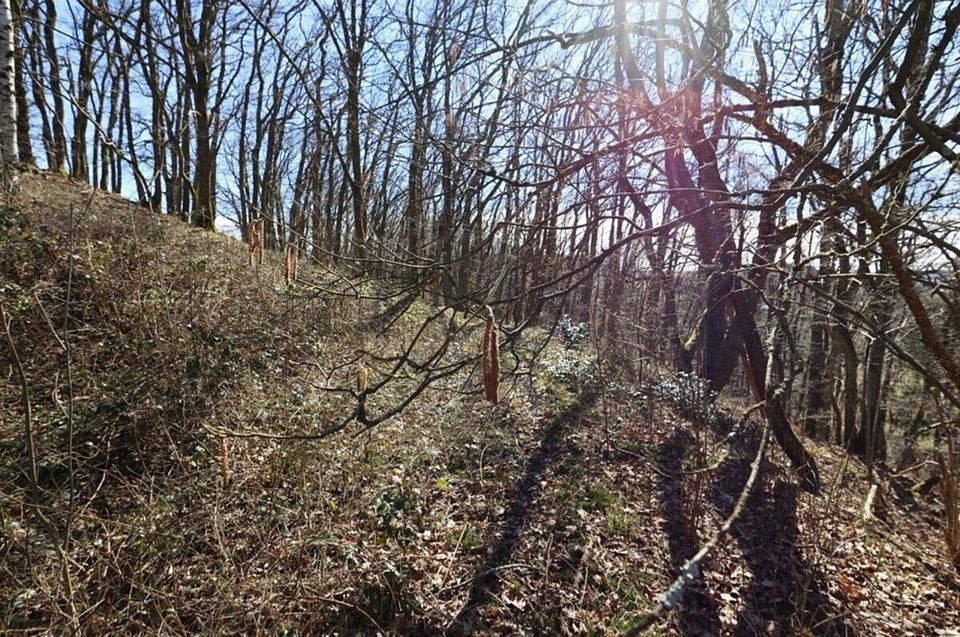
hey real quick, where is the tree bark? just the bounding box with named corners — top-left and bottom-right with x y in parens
top-left (0, 0), bottom-right (17, 161)
top-left (41, 0), bottom-right (66, 171)
top-left (10, 0), bottom-right (30, 163)
top-left (175, 0), bottom-right (217, 230)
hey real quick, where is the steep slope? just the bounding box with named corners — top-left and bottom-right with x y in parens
top-left (1, 171), bottom-right (957, 635)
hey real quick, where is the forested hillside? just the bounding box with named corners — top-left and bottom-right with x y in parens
top-left (2, 0), bottom-right (960, 634)
top-left (0, 169), bottom-right (957, 635)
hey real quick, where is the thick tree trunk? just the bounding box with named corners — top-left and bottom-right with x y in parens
top-left (190, 71), bottom-right (215, 229)
top-left (70, 9), bottom-right (96, 182)
top-left (175, 0), bottom-right (216, 230)
top-left (610, 0), bottom-right (819, 489)
top-left (405, 127), bottom-right (426, 262)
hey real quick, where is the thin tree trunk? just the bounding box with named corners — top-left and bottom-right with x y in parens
top-left (41, 0), bottom-right (66, 171)
top-left (10, 0), bottom-right (30, 163)
top-left (0, 0), bottom-right (17, 161)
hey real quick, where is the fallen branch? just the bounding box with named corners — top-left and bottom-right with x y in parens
top-left (626, 322), bottom-right (784, 634)
top-left (627, 411), bottom-right (771, 635)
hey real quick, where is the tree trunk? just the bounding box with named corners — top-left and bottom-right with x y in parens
top-left (0, 0), bottom-right (17, 161)
top-left (802, 294), bottom-right (831, 437)
top-left (10, 0), bottom-right (29, 163)
top-left (176, 0), bottom-right (216, 230)
top-left (832, 324), bottom-right (859, 447)
top-left (41, 0), bottom-right (66, 172)
top-left (70, 8), bottom-right (96, 182)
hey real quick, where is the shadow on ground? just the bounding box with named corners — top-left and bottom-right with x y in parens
top-left (445, 388), bottom-right (600, 636)
top-left (439, 394), bottom-right (855, 636)
top-left (657, 427), bottom-right (722, 634)
top-left (711, 428), bottom-right (855, 636)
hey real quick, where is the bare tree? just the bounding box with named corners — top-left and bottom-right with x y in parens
top-left (0, 0), bottom-right (17, 160)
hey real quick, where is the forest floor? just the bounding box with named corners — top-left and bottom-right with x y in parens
top-left (1, 169), bottom-right (959, 635)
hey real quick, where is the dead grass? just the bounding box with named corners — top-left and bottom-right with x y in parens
top-left (0, 171), bottom-right (957, 635)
